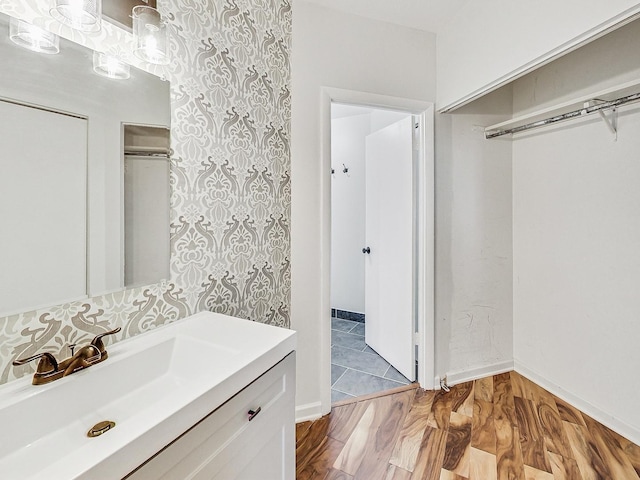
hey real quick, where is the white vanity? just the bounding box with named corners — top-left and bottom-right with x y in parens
top-left (0, 312), bottom-right (296, 479)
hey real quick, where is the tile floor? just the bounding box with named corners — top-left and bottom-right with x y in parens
top-left (331, 317), bottom-right (411, 403)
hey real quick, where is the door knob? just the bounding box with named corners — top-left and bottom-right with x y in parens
top-left (362, 247), bottom-right (370, 254)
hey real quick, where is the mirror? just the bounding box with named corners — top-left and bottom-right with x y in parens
top-left (0, 13), bottom-right (171, 317)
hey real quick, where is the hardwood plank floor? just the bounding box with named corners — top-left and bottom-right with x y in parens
top-left (389, 389), bottom-right (436, 471)
top-left (296, 372), bottom-right (640, 479)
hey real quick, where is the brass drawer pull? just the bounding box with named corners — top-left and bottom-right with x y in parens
top-left (248, 407), bottom-right (261, 421)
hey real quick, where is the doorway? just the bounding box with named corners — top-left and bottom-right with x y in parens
top-left (330, 104), bottom-right (416, 402)
top-left (321, 88), bottom-right (434, 410)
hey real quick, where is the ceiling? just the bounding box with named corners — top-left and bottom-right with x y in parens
top-left (299, 0), bottom-right (471, 33)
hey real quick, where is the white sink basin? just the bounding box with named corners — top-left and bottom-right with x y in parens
top-left (0, 312), bottom-right (296, 479)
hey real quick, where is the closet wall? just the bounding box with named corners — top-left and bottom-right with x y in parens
top-left (511, 19), bottom-right (640, 443)
top-left (435, 88), bottom-right (513, 383)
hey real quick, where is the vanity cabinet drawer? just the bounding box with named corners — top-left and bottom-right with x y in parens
top-left (125, 352), bottom-right (295, 480)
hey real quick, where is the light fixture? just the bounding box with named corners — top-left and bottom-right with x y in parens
top-left (132, 5), bottom-right (169, 65)
top-left (9, 17), bottom-right (60, 54)
top-left (93, 51), bottom-right (130, 79)
top-left (50, 0), bottom-right (101, 32)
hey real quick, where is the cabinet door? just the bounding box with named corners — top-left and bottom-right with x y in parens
top-left (125, 353), bottom-right (295, 480)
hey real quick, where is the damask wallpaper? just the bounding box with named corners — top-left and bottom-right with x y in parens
top-left (0, 0), bottom-right (291, 385)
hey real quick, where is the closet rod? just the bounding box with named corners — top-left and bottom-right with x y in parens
top-left (485, 91), bottom-right (640, 139)
top-left (124, 146), bottom-right (171, 158)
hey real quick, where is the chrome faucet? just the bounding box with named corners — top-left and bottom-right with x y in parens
top-left (12, 327), bottom-right (121, 385)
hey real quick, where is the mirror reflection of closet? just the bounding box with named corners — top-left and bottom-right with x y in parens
top-left (123, 125), bottom-right (171, 288)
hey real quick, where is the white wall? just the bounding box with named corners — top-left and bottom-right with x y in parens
top-left (331, 113), bottom-right (370, 313)
top-left (436, 88), bottom-right (514, 383)
top-left (512, 19), bottom-right (640, 443)
top-left (437, 0), bottom-right (640, 111)
top-left (291, 0), bottom-right (436, 417)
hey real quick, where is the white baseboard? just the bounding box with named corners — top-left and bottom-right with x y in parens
top-left (514, 361), bottom-right (640, 446)
top-left (295, 401), bottom-right (323, 423)
top-left (446, 360), bottom-right (514, 386)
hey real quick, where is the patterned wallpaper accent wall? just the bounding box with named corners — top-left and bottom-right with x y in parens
top-left (0, 0), bottom-right (291, 385)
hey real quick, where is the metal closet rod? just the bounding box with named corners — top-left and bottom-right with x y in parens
top-left (485, 91), bottom-right (640, 139)
top-left (124, 146), bottom-right (171, 158)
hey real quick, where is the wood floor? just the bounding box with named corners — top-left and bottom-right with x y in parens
top-left (296, 372), bottom-right (640, 479)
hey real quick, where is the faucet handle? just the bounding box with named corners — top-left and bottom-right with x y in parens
top-left (90, 327), bottom-right (121, 357)
top-left (13, 352), bottom-right (59, 375)
top-left (63, 345), bottom-right (101, 377)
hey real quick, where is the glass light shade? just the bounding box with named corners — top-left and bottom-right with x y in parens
top-left (9, 17), bottom-right (60, 54)
top-left (132, 5), bottom-right (169, 65)
top-left (50, 0), bottom-right (101, 32)
top-left (93, 52), bottom-right (130, 79)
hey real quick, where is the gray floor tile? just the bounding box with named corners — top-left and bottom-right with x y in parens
top-left (331, 389), bottom-right (354, 403)
top-left (363, 345), bottom-right (377, 355)
top-left (331, 330), bottom-right (367, 351)
top-left (331, 345), bottom-right (390, 376)
top-left (331, 317), bottom-right (358, 332)
top-left (332, 369), bottom-right (404, 397)
top-left (350, 323), bottom-right (365, 336)
top-left (384, 365), bottom-right (411, 384)
top-left (330, 321), bottom-right (409, 400)
top-left (331, 364), bottom-right (347, 386)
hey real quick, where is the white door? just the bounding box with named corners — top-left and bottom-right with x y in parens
top-left (364, 116), bottom-right (415, 380)
top-left (0, 100), bottom-right (87, 316)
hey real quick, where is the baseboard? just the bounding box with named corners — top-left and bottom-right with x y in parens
top-left (295, 401), bottom-right (323, 423)
top-left (446, 360), bottom-right (514, 386)
top-left (514, 360), bottom-right (640, 446)
top-left (331, 309), bottom-right (365, 323)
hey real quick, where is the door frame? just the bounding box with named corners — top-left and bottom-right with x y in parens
top-left (320, 87), bottom-right (435, 413)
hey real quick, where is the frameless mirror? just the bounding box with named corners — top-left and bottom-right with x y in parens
top-left (0, 12), bottom-right (171, 317)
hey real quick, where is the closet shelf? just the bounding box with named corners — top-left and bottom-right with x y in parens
top-left (484, 78), bottom-right (640, 139)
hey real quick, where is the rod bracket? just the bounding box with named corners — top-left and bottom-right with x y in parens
top-left (587, 99), bottom-right (617, 140)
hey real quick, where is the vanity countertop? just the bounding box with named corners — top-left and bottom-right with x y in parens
top-left (0, 311), bottom-right (296, 480)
